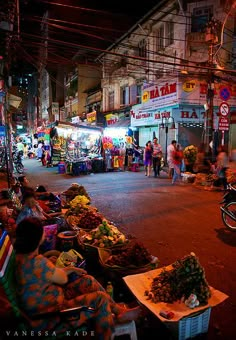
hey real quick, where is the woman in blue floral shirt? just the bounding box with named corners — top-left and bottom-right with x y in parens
top-left (16, 191), bottom-right (61, 225)
top-left (14, 217), bottom-right (141, 339)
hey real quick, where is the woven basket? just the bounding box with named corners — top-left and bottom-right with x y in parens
top-left (98, 247), bottom-right (158, 276)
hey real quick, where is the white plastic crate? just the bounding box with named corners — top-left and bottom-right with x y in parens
top-left (165, 307), bottom-right (211, 340)
top-left (181, 173), bottom-right (196, 183)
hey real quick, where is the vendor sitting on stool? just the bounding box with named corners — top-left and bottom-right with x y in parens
top-left (16, 191), bottom-right (62, 225)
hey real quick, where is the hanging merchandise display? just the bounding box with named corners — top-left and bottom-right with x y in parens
top-left (102, 127), bottom-right (133, 171)
top-left (51, 134), bottom-right (67, 166)
top-left (65, 125), bottom-right (104, 175)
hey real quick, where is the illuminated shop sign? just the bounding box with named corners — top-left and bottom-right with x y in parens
top-left (141, 82), bottom-right (177, 108)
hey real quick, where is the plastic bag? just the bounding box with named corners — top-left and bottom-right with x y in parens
top-left (56, 249), bottom-right (84, 268)
top-left (39, 224), bottom-right (58, 252)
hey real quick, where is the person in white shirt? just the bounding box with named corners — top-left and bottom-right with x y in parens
top-left (167, 140), bottom-right (177, 179)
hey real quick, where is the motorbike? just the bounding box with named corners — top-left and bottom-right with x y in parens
top-left (12, 149), bottom-right (24, 174)
top-left (220, 182), bottom-right (236, 231)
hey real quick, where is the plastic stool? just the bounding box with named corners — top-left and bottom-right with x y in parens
top-left (131, 162), bottom-right (140, 172)
top-left (111, 320), bottom-right (138, 340)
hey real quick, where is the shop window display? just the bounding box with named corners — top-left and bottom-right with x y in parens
top-left (65, 128), bottom-right (103, 175)
top-left (102, 134), bottom-right (134, 172)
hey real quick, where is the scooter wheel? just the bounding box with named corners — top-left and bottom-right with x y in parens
top-left (16, 163), bottom-right (24, 174)
top-left (221, 201), bottom-right (236, 231)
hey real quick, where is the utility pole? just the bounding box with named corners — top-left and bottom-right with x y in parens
top-left (203, 21), bottom-right (218, 159)
top-left (204, 42), bottom-right (214, 154)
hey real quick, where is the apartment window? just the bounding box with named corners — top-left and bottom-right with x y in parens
top-left (130, 84), bottom-right (137, 105)
top-left (120, 86), bottom-right (129, 105)
top-left (156, 25), bottom-right (164, 50)
top-left (108, 91), bottom-right (114, 110)
top-left (138, 39), bottom-right (147, 58)
top-left (191, 6), bottom-right (213, 33)
top-left (166, 20), bottom-right (174, 46)
top-left (137, 84), bottom-right (142, 104)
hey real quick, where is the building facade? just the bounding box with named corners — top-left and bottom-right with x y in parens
top-left (99, 0), bottom-right (236, 158)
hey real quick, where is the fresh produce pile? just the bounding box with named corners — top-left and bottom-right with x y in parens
top-left (105, 242), bottom-right (155, 267)
top-left (62, 183), bottom-right (90, 200)
top-left (81, 219), bottom-right (128, 248)
top-left (145, 253), bottom-right (211, 305)
top-left (70, 195), bottom-right (90, 208)
top-left (66, 205), bottom-right (103, 230)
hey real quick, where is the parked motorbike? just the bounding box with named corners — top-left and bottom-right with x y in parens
top-left (12, 150), bottom-right (24, 174)
top-left (220, 182), bottom-right (236, 231)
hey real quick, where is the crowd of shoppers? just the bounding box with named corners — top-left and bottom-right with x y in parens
top-left (141, 137), bottom-right (235, 189)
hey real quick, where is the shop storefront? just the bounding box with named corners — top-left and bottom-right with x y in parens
top-left (37, 121), bottom-right (103, 174)
top-left (131, 78), bottom-right (236, 158)
top-left (103, 114), bottom-right (132, 171)
top-left (64, 123), bottom-right (103, 175)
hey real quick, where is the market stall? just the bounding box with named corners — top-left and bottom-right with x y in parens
top-left (65, 125), bottom-right (104, 175)
top-left (102, 127), bottom-right (133, 171)
top-left (49, 123), bottom-right (74, 167)
top-left (123, 253), bottom-right (228, 340)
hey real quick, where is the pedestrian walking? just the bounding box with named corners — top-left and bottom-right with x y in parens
top-left (152, 137), bottom-right (162, 177)
top-left (216, 145), bottom-right (229, 190)
top-left (172, 144), bottom-right (184, 184)
top-left (133, 144), bottom-right (141, 164)
top-left (143, 141), bottom-right (153, 177)
top-left (167, 140), bottom-right (177, 179)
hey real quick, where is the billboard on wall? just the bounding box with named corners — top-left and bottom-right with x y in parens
top-left (87, 111), bottom-right (97, 124)
top-left (180, 79), bottom-right (236, 107)
top-left (130, 104), bottom-right (175, 127)
top-left (141, 81), bottom-right (178, 109)
top-left (130, 78), bottom-right (236, 128)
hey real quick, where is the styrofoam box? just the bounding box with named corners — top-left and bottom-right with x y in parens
top-left (165, 307), bottom-right (211, 340)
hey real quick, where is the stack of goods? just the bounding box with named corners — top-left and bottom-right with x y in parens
top-left (51, 136), bottom-right (67, 166)
top-left (193, 173), bottom-right (220, 189)
top-left (99, 241), bottom-right (159, 275)
top-left (69, 194), bottom-right (90, 208)
top-left (145, 253), bottom-right (211, 305)
top-left (79, 219), bottom-right (128, 249)
top-left (61, 183), bottom-right (90, 205)
top-left (181, 172), bottom-right (196, 183)
top-left (66, 205), bottom-right (104, 231)
top-left (226, 168), bottom-right (236, 184)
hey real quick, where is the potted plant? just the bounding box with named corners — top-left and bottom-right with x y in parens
top-left (183, 145), bottom-right (198, 172)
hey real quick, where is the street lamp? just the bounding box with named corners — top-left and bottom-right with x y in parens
top-left (160, 116), bottom-right (176, 163)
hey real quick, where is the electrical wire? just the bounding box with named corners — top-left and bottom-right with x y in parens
top-left (18, 31), bottom-right (236, 77)
top-left (7, 0), bottom-right (235, 82)
top-left (38, 0), bottom-right (120, 16)
top-left (17, 10), bottom-right (236, 71)
top-left (214, 1), bottom-right (236, 57)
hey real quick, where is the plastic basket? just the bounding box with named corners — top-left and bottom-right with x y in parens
top-left (165, 307), bottom-right (211, 340)
top-left (98, 247), bottom-right (158, 276)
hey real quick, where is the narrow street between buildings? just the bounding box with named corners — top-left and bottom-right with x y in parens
top-left (2, 158), bottom-right (236, 339)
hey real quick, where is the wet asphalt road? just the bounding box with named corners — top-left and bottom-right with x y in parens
top-left (22, 158), bottom-right (236, 340)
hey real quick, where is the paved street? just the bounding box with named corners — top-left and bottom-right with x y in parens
top-left (15, 159), bottom-right (236, 339)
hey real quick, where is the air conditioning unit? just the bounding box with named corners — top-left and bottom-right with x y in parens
top-left (0, 21), bottom-right (13, 31)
